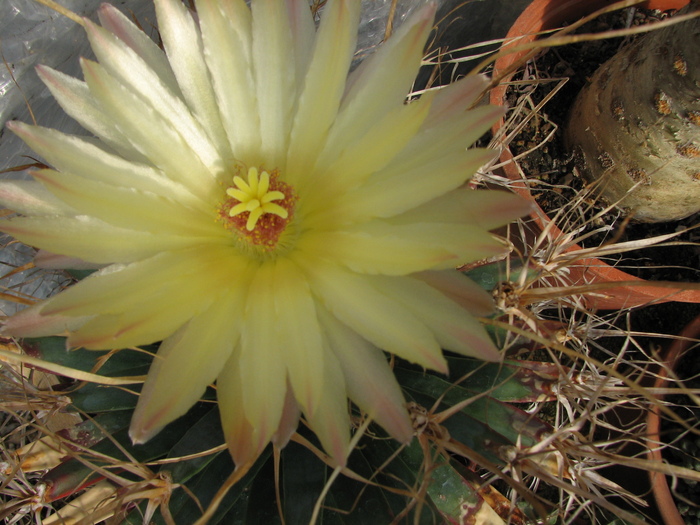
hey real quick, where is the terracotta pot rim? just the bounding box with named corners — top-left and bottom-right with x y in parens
top-left (490, 0), bottom-right (699, 310)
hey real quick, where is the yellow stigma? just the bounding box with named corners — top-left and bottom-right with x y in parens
top-left (226, 167), bottom-right (288, 231)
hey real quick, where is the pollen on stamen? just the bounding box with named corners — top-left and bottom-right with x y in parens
top-left (217, 166), bottom-right (296, 250)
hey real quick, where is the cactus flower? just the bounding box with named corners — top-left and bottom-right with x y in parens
top-left (0, 0), bottom-right (529, 467)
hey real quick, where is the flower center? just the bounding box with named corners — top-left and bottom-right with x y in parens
top-left (218, 165), bottom-right (296, 252)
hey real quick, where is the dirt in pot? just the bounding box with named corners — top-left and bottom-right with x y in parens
top-left (504, 6), bottom-right (700, 283)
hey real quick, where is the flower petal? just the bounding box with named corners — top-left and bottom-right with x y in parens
top-left (0, 216), bottom-right (200, 264)
top-left (80, 59), bottom-right (219, 201)
top-left (400, 104), bottom-right (504, 168)
top-left (97, 3), bottom-right (180, 93)
top-left (284, 0), bottom-right (317, 87)
top-left (369, 275), bottom-right (501, 361)
top-left (42, 246), bottom-right (240, 318)
top-left (217, 345), bottom-right (262, 467)
top-left (130, 284), bottom-right (248, 444)
top-left (0, 179), bottom-right (76, 216)
top-left (154, 0), bottom-right (232, 162)
top-left (300, 221), bottom-right (505, 275)
top-left (317, 3), bottom-right (436, 167)
top-left (286, 0), bottom-right (360, 186)
top-left (271, 258), bottom-right (325, 417)
top-left (34, 169), bottom-right (222, 237)
top-left (8, 122), bottom-right (207, 210)
top-left (296, 257), bottom-right (447, 372)
top-left (318, 306), bottom-right (413, 443)
top-left (414, 270), bottom-right (495, 317)
top-left (84, 19), bottom-right (224, 175)
top-left (333, 148), bottom-right (497, 223)
top-left (250, 0), bottom-right (296, 167)
top-left (302, 95), bottom-right (432, 218)
top-left (237, 263), bottom-right (290, 457)
top-left (33, 250), bottom-right (103, 270)
top-left (389, 188), bottom-right (532, 231)
top-left (36, 66), bottom-right (146, 163)
top-left (271, 383), bottom-right (301, 450)
top-left (425, 74), bottom-right (489, 126)
top-left (2, 300), bottom-right (89, 338)
top-left (196, 0), bottom-right (261, 162)
top-left (304, 341), bottom-right (351, 466)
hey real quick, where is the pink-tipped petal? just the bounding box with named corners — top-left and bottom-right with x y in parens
top-left (2, 301), bottom-right (89, 339)
top-left (217, 345), bottom-right (262, 467)
top-left (97, 3), bottom-right (180, 92)
top-left (270, 258), bottom-right (325, 417)
top-left (414, 270), bottom-right (495, 317)
top-left (154, 0), bottom-right (231, 161)
top-left (286, 0), bottom-right (360, 186)
top-left (34, 250), bottom-right (104, 270)
top-left (271, 383), bottom-right (301, 450)
top-left (35, 65), bottom-right (143, 162)
top-left (303, 341), bottom-right (351, 466)
top-left (0, 178), bottom-right (76, 217)
top-left (0, 215), bottom-right (199, 265)
top-left (237, 263), bottom-right (291, 456)
top-left (129, 284), bottom-right (246, 444)
top-left (323, 2), bottom-right (436, 157)
top-left (391, 188), bottom-right (533, 231)
top-left (319, 307), bottom-right (413, 443)
top-left (425, 74), bottom-right (490, 125)
top-left (296, 256), bottom-right (447, 373)
top-left (370, 275), bottom-right (501, 362)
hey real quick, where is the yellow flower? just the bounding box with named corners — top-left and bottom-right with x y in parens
top-left (0, 0), bottom-right (529, 467)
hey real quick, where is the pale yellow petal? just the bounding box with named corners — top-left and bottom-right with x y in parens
top-left (217, 346), bottom-right (261, 467)
top-left (32, 248), bottom-right (245, 349)
top-left (414, 270), bottom-right (495, 317)
top-left (36, 66), bottom-right (145, 162)
top-left (399, 105), bottom-right (504, 168)
top-left (154, 0), bottom-right (232, 161)
top-left (332, 148), bottom-right (497, 223)
top-left (271, 258), bottom-right (325, 416)
top-left (196, 0), bottom-right (261, 162)
top-left (8, 122), bottom-right (208, 210)
top-left (84, 19), bottom-right (224, 174)
top-left (318, 306), bottom-right (413, 443)
top-left (425, 74), bottom-right (490, 126)
top-left (34, 251), bottom-right (104, 270)
top-left (299, 221), bottom-right (504, 275)
top-left (302, 95), bottom-right (432, 218)
top-left (369, 275), bottom-right (501, 361)
top-left (304, 340), bottom-right (351, 466)
top-left (286, 0), bottom-right (360, 186)
top-left (317, 3), bottom-right (436, 168)
top-left (271, 383), bottom-right (301, 450)
top-left (81, 59), bottom-right (219, 202)
top-left (295, 257), bottom-right (447, 372)
top-left (34, 169), bottom-right (221, 237)
top-left (389, 188), bottom-right (532, 231)
top-left (42, 246), bottom-right (241, 318)
top-left (238, 263), bottom-right (289, 456)
top-left (0, 179), bottom-right (76, 216)
top-left (97, 3), bottom-right (180, 93)
top-left (2, 300), bottom-right (89, 339)
top-left (130, 284), bottom-right (248, 444)
top-left (284, 0), bottom-right (316, 85)
top-left (0, 216), bottom-right (201, 264)
top-left (251, 0), bottom-right (295, 167)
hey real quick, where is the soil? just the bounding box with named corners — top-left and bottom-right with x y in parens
top-left (505, 6), bottom-right (700, 283)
